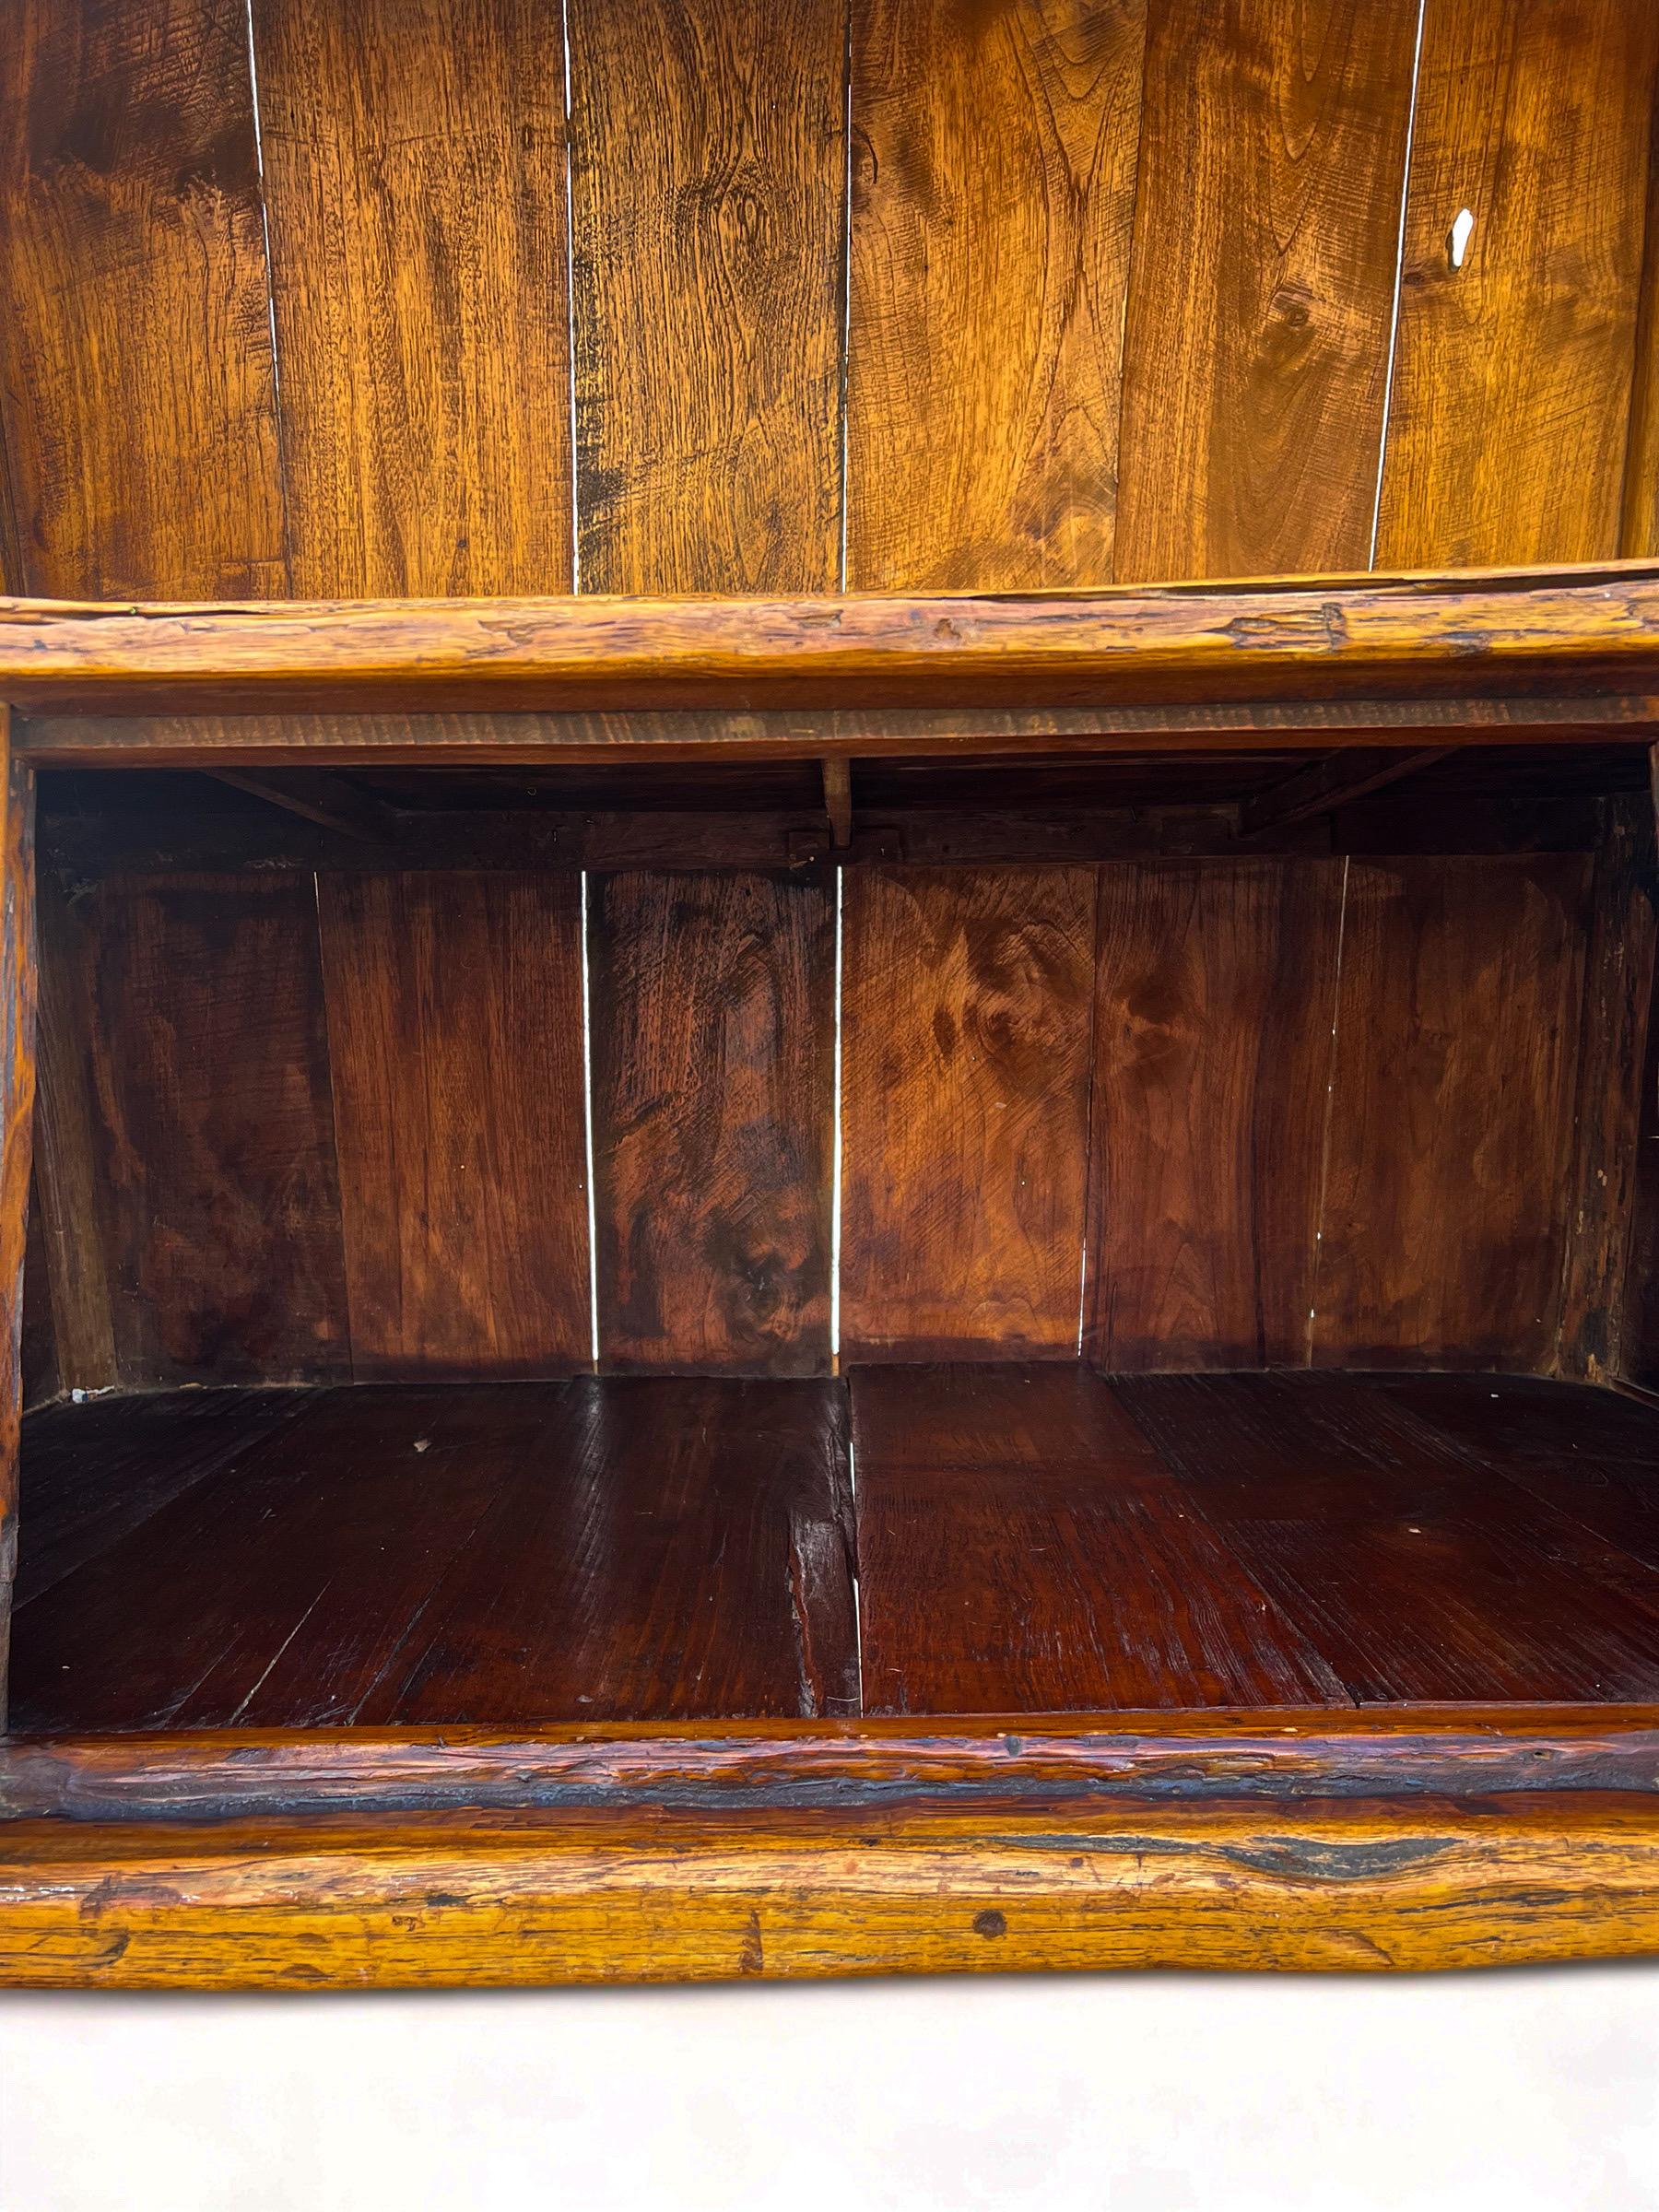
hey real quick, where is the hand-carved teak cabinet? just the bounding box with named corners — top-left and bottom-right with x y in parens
top-left (4, 0), bottom-right (1659, 1986)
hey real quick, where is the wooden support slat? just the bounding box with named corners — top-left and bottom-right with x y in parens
top-left (0, 712), bottom-right (34, 1723)
top-left (253, 0), bottom-right (572, 598)
top-left (1239, 747), bottom-right (1450, 838)
top-left (846, 0), bottom-right (1146, 590)
top-left (1376, 0), bottom-right (1659, 569)
top-left (568, 0), bottom-right (843, 594)
top-left (1313, 856), bottom-right (1590, 1369)
top-left (318, 873), bottom-right (592, 1380)
top-left (841, 867), bottom-right (1096, 1361)
top-left (206, 771), bottom-right (395, 842)
top-left (1086, 859), bottom-right (1345, 1370)
top-left (590, 872), bottom-right (835, 1374)
top-left (1115, 0), bottom-right (1419, 582)
top-left (0, 0), bottom-right (287, 598)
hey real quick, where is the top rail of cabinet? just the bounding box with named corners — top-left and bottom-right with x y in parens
top-left (4, 562), bottom-right (1659, 765)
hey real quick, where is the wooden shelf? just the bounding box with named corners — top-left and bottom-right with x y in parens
top-left (16, 1366), bottom-right (1659, 1733)
top-left (5, 563), bottom-right (1659, 763)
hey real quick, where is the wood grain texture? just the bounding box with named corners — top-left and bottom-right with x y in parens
top-left (318, 873), bottom-right (590, 1379)
top-left (851, 1365), bottom-right (1347, 1713)
top-left (568, 0), bottom-right (843, 593)
top-left (1119, 1372), bottom-right (1659, 1703)
top-left (1115, 0), bottom-right (1418, 582)
top-left (841, 867), bottom-right (1095, 1359)
top-left (7, 570), bottom-right (1659, 721)
top-left (29, 873), bottom-right (116, 1392)
top-left (1376, 0), bottom-right (1659, 570)
top-left (10, 1379), bottom-right (857, 1728)
top-left (1086, 859), bottom-right (1344, 1370)
top-left (0, 719), bottom-right (35, 1721)
top-left (1556, 798), bottom-right (1658, 1381)
top-left (846, 0), bottom-right (1146, 589)
top-left (1313, 856), bottom-right (1589, 1369)
top-left (590, 872), bottom-right (833, 1373)
top-left (5, 1792), bottom-right (1659, 1985)
top-left (253, 0), bottom-right (571, 597)
top-left (77, 877), bottom-right (349, 1384)
top-left (0, 0), bottom-right (286, 598)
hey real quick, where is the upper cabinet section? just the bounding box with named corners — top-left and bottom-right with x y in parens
top-left (2, 0), bottom-right (1657, 605)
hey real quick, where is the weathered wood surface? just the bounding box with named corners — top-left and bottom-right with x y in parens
top-left (1, 1794), bottom-right (1658, 1985)
top-left (0, 712), bottom-right (35, 1723)
top-left (6, 570), bottom-right (1659, 719)
top-left (841, 867), bottom-right (1096, 1360)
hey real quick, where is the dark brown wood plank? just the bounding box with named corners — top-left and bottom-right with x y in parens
top-left (1086, 859), bottom-right (1343, 1370)
top-left (78, 877), bottom-right (350, 1384)
top-left (318, 873), bottom-right (590, 1380)
top-left (1114, 0), bottom-right (1418, 582)
top-left (0, 0), bottom-right (287, 598)
top-left (364, 1377), bottom-right (855, 1723)
top-left (846, 0), bottom-right (1146, 589)
top-left (1556, 798), bottom-right (1658, 1382)
top-left (1313, 856), bottom-right (1589, 1370)
top-left (0, 722), bottom-right (35, 1722)
top-left (1117, 1371), bottom-right (1659, 1703)
top-left (568, 0), bottom-right (843, 592)
top-left (851, 1364), bottom-right (1350, 1714)
top-left (1376, 0), bottom-right (1659, 569)
top-left (17, 1387), bottom-right (312, 1605)
top-left (590, 872), bottom-right (833, 1374)
top-left (841, 867), bottom-right (1096, 1361)
top-left (253, 0), bottom-right (572, 597)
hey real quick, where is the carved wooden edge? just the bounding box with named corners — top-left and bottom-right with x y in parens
top-left (4, 565), bottom-right (1659, 723)
top-left (1, 1789), bottom-right (1656, 1985)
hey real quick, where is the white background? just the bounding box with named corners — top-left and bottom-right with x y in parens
top-left (4, 1970), bottom-right (1657, 2210)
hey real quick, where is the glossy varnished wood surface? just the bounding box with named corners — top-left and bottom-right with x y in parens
top-left (841, 867), bottom-right (1096, 1360)
top-left (590, 873), bottom-right (833, 1374)
top-left (11, 1380), bottom-right (857, 1730)
top-left (0, 717), bottom-right (33, 1720)
top-left (318, 873), bottom-right (590, 1378)
top-left (846, 0), bottom-right (1145, 590)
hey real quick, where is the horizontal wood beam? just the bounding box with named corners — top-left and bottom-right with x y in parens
top-left (4, 564), bottom-right (1659, 722)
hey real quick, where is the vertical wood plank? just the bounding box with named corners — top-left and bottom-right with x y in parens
top-left (318, 874), bottom-right (591, 1379)
top-left (1086, 859), bottom-right (1345, 1372)
top-left (79, 877), bottom-right (349, 1385)
top-left (568, 0), bottom-right (844, 592)
top-left (0, 717), bottom-right (36, 1724)
top-left (845, 0), bottom-right (1147, 590)
top-left (253, 0), bottom-right (573, 598)
top-left (1313, 857), bottom-right (1590, 1371)
top-left (1555, 799), bottom-right (1657, 1382)
top-left (591, 873), bottom-right (834, 1374)
top-left (841, 866), bottom-right (1095, 1361)
top-left (1114, 0), bottom-right (1418, 582)
top-left (0, 0), bottom-right (287, 598)
top-left (1376, 0), bottom-right (1659, 570)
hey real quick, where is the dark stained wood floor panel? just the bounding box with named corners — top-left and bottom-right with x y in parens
top-left (11, 1378), bottom-right (856, 1732)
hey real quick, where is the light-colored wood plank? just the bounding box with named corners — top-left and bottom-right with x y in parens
top-left (847, 0), bottom-right (1146, 589)
top-left (1377, 0), bottom-right (1659, 569)
top-left (253, 0), bottom-right (572, 597)
top-left (1116, 0), bottom-right (1418, 582)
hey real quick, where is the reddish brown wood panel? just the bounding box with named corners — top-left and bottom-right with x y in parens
top-left (1120, 1371), bottom-right (1659, 1703)
top-left (1086, 859), bottom-right (1344, 1371)
top-left (0, 0), bottom-right (287, 599)
top-left (1114, 0), bottom-right (1418, 582)
top-left (568, 0), bottom-right (843, 592)
top-left (590, 872), bottom-right (834, 1374)
top-left (846, 0), bottom-right (1146, 589)
top-left (841, 866), bottom-right (1096, 1362)
top-left (0, 729), bottom-right (35, 1721)
top-left (10, 1378), bottom-right (858, 1728)
top-left (253, 0), bottom-right (572, 597)
top-left (77, 877), bottom-right (350, 1384)
top-left (318, 874), bottom-right (591, 1380)
top-left (1312, 856), bottom-right (1589, 1370)
top-left (851, 1365), bottom-right (1350, 1713)
top-left (1376, 0), bottom-right (1659, 569)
